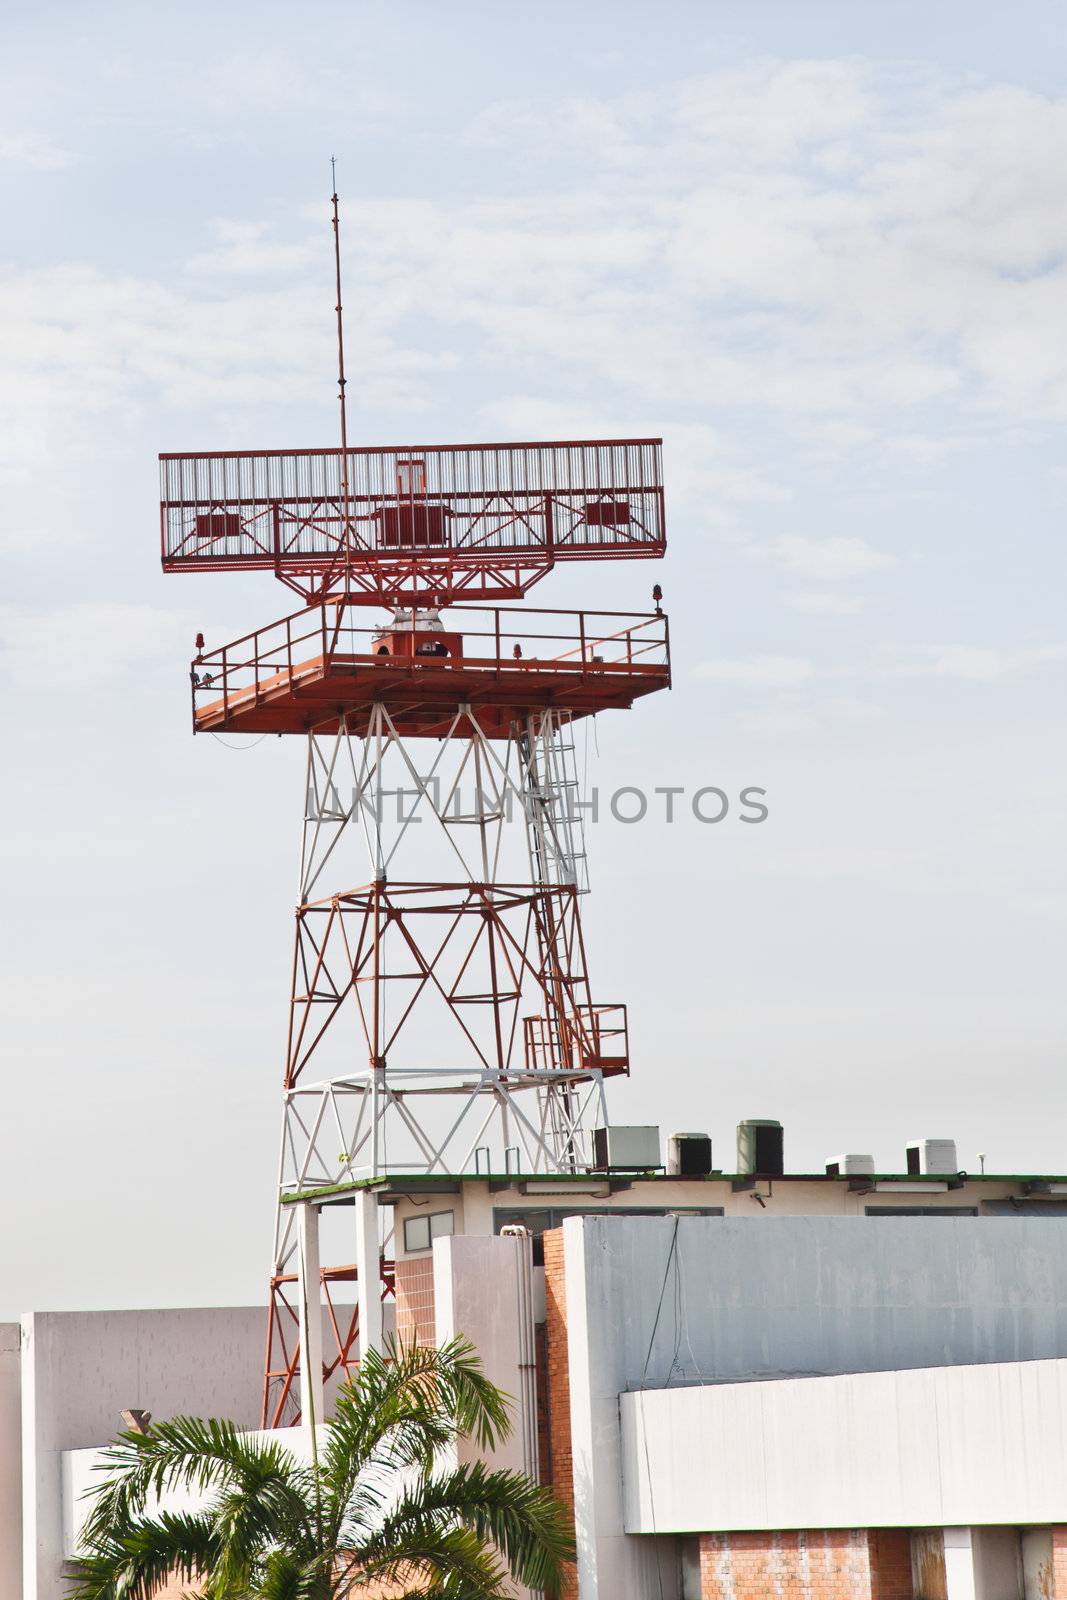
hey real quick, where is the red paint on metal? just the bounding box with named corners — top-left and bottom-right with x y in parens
top-left (160, 437), bottom-right (665, 605)
top-left (189, 598), bottom-right (670, 739)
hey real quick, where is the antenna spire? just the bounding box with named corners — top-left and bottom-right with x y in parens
top-left (331, 159), bottom-right (353, 584)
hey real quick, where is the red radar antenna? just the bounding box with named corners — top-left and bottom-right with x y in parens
top-left (160, 181), bottom-right (671, 1432)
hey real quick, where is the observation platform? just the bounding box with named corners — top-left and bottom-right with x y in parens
top-left (191, 598), bottom-right (670, 738)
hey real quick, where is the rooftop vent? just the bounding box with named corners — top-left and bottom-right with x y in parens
top-left (826, 1153), bottom-right (876, 1177)
top-left (668, 1132), bottom-right (713, 1177)
top-left (906, 1138), bottom-right (958, 1175)
top-left (592, 1125), bottom-right (661, 1172)
top-left (737, 1118), bottom-right (783, 1177)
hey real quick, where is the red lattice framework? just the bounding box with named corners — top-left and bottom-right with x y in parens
top-left (285, 881), bottom-right (629, 1090)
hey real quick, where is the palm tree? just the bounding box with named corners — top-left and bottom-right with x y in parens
top-left (70, 1336), bottom-right (573, 1599)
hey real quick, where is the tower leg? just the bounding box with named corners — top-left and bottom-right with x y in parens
top-left (355, 1189), bottom-right (383, 1359)
top-left (296, 1203), bottom-right (324, 1445)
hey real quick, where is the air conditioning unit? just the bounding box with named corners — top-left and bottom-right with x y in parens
top-left (736, 1118), bottom-right (784, 1177)
top-left (825, 1153), bottom-right (876, 1177)
top-left (906, 1138), bottom-right (958, 1175)
top-left (668, 1132), bottom-right (713, 1177)
top-left (592, 1125), bottom-right (661, 1171)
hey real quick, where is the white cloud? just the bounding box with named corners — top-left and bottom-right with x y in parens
top-left (736, 702), bottom-right (821, 738)
top-left (783, 590), bottom-right (865, 615)
top-left (895, 642), bottom-right (1067, 681)
top-left (0, 604), bottom-right (195, 690)
top-left (457, 61), bottom-right (1067, 423)
top-left (0, 133), bottom-right (76, 170)
top-left (695, 653), bottom-right (816, 689)
top-left (4, 57), bottom-right (1067, 493)
top-left (183, 221), bottom-right (319, 279)
top-left (771, 535), bottom-right (892, 581)
top-left (737, 692), bottom-right (883, 738)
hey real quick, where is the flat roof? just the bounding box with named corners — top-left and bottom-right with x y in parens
top-left (279, 1171), bottom-right (1067, 1205)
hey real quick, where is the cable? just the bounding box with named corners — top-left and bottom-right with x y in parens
top-left (638, 1217), bottom-right (682, 1600)
top-left (640, 1216), bottom-right (680, 1384)
top-left (208, 732), bottom-right (272, 751)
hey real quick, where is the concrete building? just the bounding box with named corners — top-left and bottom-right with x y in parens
top-left (11, 1140), bottom-right (1067, 1598)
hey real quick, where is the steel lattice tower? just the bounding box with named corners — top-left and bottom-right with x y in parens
top-left (160, 205), bottom-right (669, 1429)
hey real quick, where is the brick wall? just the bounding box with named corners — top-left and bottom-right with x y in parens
top-left (393, 1256), bottom-right (436, 1348)
top-left (542, 1227), bottom-right (577, 1600)
top-left (1052, 1526), bottom-right (1067, 1597)
top-left (868, 1530), bottom-right (914, 1599)
top-left (699, 1529), bottom-right (915, 1600)
top-left (152, 1575), bottom-right (200, 1598)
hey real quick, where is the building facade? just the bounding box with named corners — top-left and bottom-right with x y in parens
top-left (10, 1159), bottom-right (1067, 1598)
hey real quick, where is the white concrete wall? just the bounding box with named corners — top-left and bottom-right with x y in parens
top-left (621, 1358), bottom-right (1067, 1533)
top-left (435, 1234), bottom-right (540, 1600)
top-left (970, 1527), bottom-right (1024, 1600)
top-left (562, 1217), bottom-right (680, 1600)
top-left (22, 1307), bottom-right (265, 1600)
top-left (62, 1426), bottom-right (313, 1558)
top-left (561, 1213), bottom-right (1067, 1600)
top-left (433, 1233), bottom-right (533, 1478)
top-left (596, 1215), bottom-right (1067, 1387)
top-left (0, 1324), bottom-right (21, 1600)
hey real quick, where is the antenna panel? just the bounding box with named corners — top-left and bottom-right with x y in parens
top-left (161, 438), bottom-right (665, 599)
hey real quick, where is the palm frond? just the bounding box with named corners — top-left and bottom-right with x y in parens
top-left (82, 1416), bottom-right (301, 1546)
top-left (252, 1547), bottom-right (332, 1600)
top-left (338, 1523), bottom-right (507, 1598)
top-left (372, 1461), bottom-right (574, 1595)
top-left (322, 1336), bottom-right (511, 1527)
top-left (68, 1508), bottom-right (220, 1600)
top-left (207, 1480), bottom-right (316, 1595)
top-left (71, 1341), bottom-right (569, 1600)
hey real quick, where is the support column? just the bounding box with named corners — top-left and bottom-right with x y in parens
top-left (942, 1529), bottom-right (976, 1600)
top-left (295, 1203), bottom-right (324, 1445)
top-left (355, 1188), bottom-right (383, 1359)
top-left (970, 1528), bottom-right (1023, 1599)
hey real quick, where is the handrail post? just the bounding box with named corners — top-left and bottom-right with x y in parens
top-left (495, 609), bottom-right (500, 676)
top-left (579, 612), bottom-right (586, 677)
top-left (222, 646), bottom-right (229, 721)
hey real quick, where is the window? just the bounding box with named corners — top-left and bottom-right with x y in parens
top-left (403, 1208), bottom-right (455, 1254)
top-left (864, 1205), bottom-right (978, 1217)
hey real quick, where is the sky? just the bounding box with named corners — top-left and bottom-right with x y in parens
top-left (3, 0), bottom-right (1067, 1314)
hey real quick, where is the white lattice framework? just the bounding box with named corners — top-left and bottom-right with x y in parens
top-left (268, 699), bottom-right (622, 1306)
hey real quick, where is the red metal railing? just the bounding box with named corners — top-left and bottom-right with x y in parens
top-left (524, 1004), bottom-right (630, 1076)
top-left (190, 601), bottom-right (670, 717)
